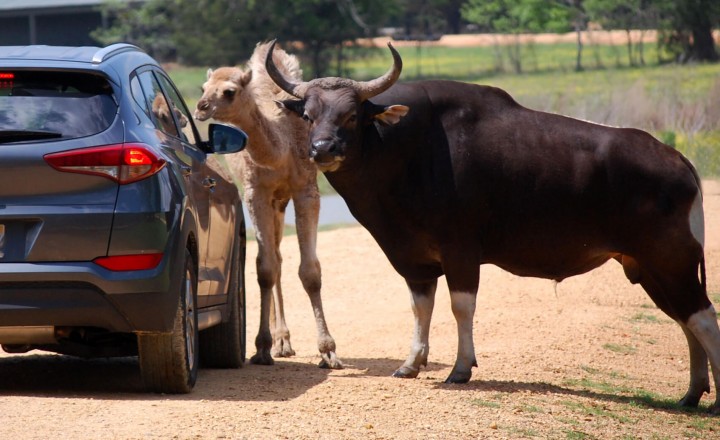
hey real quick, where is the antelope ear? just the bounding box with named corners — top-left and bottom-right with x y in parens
top-left (206, 68), bottom-right (214, 80)
top-left (274, 99), bottom-right (305, 117)
top-left (372, 104), bottom-right (409, 126)
top-left (236, 69), bottom-right (252, 87)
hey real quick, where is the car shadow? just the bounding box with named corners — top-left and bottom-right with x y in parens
top-left (0, 354), bottom-right (708, 415)
top-left (0, 353), bottom-right (146, 394)
top-left (0, 353), bottom-right (331, 402)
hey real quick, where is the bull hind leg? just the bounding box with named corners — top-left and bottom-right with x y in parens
top-left (684, 303), bottom-right (720, 414)
top-left (293, 189), bottom-right (342, 369)
top-left (631, 257), bottom-right (720, 413)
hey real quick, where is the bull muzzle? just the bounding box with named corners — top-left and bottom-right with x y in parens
top-left (309, 139), bottom-right (343, 171)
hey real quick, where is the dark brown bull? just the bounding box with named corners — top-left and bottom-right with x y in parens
top-left (266, 40), bottom-right (720, 413)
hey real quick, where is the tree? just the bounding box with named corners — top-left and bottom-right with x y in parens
top-left (585, 0), bottom-right (659, 66)
top-left (92, 0), bottom-right (176, 61)
top-left (659, 0), bottom-right (719, 62)
top-left (461, 0), bottom-right (571, 73)
top-left (96, 0), bottom-right (397, 76)
top-left (272, 0), bottom-right (395, 77)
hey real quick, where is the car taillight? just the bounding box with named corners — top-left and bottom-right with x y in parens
top-left (44, 143), bottom-right (166, 184)
top-left (93, 253), bottom-right (164, 271)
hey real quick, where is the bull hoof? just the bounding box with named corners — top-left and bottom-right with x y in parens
top-left (391, 366), bottom-right (419, 379)
top-left (678, 394), bottom-right (702, 408)
top-left (250, 351), bottom-right (274, 366)
top-left (319, 352), bottom-right (343, 369)
top-left (444, 370), bottom-right (471, 384)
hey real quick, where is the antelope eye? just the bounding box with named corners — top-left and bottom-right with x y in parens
top-left (302, 113), bottom-right (312, 122)
top-left (348, 113), bottom-right (357, 123)
top-left (223, 89), bottom-right (236, 98)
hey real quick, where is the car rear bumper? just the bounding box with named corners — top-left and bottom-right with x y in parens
top-left (0, 243), bottom-right (184, 336)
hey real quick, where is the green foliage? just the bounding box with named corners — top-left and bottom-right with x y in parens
top-left (92, 0), bottom-right (176, 61)
top-left (461, 0), bottom-right (571, 34)
top-left (460, 0), bottom-right (572, 73)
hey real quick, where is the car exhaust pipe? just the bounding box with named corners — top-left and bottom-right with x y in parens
top-left (0, 326), bottom-right (57, 345)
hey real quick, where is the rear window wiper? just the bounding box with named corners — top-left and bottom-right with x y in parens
top-left (0, 130), bottom-right (63, 144)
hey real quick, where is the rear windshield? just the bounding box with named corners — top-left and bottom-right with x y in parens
top-left (0, 71), bottom-right (117, 143)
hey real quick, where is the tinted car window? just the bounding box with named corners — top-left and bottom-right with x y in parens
top-left (136, 70), bottom-right (180, 138)
top-left (0, 71), bottom-right (116, 142)
top-left (156, 74), bottom-right (197, 144)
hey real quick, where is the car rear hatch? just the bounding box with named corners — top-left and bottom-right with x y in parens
top-left (0, 69), bottom-right (121, 262)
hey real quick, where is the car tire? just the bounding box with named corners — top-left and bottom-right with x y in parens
top-left (138, 249), bottom-right (199, 393)
top-left (199, 227), bottom-right (246, 368)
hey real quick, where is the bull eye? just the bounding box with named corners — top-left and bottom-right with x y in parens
top-left (223, 89), bottom-right (236, 98)
top-left (302, 113), bottom-right (313, 123)
top-left (348, 113), bottom-right (357, 124)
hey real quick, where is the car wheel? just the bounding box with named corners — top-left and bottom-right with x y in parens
top-left (199, 226), bottom-right (246, 368)
top-left (138, 249), bottom-right (199, 393)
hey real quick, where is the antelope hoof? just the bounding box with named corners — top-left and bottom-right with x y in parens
top-left (250, 351), bottom-right (274, 366)
top-left (271, 340), bottom-right (296, 358)
top-left (319, 352), bottom-right (343, 369)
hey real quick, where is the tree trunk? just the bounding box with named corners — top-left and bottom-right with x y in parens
top-left (575, 24), bottom-right (583, 72)
top-left (690, 25), bottom-right (719, 61)
top-left (625, 29), bottom-right (634, 66)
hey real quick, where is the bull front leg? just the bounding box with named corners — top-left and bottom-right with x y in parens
top-left (393, 279), bottom-right (437, 378)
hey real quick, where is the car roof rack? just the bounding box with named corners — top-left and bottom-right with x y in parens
top-left (92, 43), bottom-right (144, 64)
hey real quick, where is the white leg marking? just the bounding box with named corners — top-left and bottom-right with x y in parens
top-left (679, 324), bottom-right (710, 405)
top-left (689, 192), bottom-right (705, 248)
top-left (686, 305), bottom-right (720, 407)
top-left (449, 291), bottom-right (478, 378)
top-left (396, 281), bottom-right (437, 378)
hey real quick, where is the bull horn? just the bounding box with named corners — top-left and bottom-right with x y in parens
top-left (265, 39), bottom-right (307, 98)
top-left (356, 42), bottom-right (403, 101)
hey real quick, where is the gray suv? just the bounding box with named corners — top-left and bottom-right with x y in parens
top-left (0, 44), bottom-right (248, 393)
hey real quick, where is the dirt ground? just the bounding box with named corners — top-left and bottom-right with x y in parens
top-left (1, 179), bottom-right (720, 439)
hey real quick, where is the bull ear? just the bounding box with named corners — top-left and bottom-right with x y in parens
top-left (364, 102), bottom-right (409, 126)
top-left (274, 99), bottom-right (305, 117)
top-left (375, 105), bottom-right (409, 125)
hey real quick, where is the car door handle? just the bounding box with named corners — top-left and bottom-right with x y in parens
top-left (202, 177), bottom-right (216, 189)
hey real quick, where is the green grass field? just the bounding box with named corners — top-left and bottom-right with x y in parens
top-left (169, 40), bottom-right (720, 177)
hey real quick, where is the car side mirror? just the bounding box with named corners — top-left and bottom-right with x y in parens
top-left (206, 123), bottom-right (247, 154)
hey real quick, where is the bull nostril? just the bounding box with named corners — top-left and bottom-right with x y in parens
top-left (309, 148), bottom-right (318, 158)
top-left (312, 139), bottom-right (333, 153)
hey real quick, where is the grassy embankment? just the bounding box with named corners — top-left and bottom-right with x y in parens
top-left (168, 40), bottom-right (720, 186)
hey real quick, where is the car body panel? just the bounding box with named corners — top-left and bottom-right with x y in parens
top-left (0, 44), bottom-right (247, 357)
